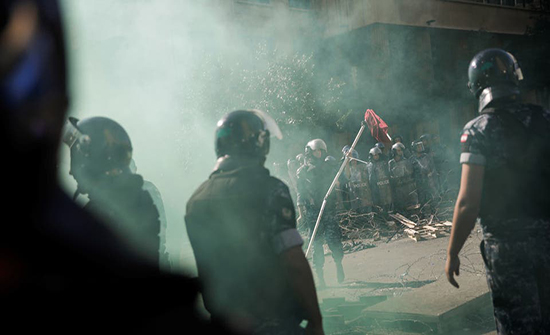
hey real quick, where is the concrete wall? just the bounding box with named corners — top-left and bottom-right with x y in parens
top-left (317, 0), bottom-right (549, 37)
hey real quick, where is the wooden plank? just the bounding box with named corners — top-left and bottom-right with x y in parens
top-left (394, 213), bottom-right (417, 226)
top-left (404, 228), bottom-right (419, 235)
top-left (389, 214), bottom-right (416, 229)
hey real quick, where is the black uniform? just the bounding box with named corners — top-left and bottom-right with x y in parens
top-left (460, 101), bottom-right (550, 334)
top-left (296, 157), bottom-right (343, 271)
top-left (85, 173), bottom-right (161, 266)
top-left (186, 156), bottom-right (305, 334)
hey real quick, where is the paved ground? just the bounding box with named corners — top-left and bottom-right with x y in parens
top-left (312, 225), bottom-right (497, 334)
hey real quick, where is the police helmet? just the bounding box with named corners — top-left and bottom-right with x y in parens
top-left (215, 109), bottom-right (282, 158)
top-left (305, 139), bottom-right (328, 155)
top-left (63, 116), bottom-right (133, 178)
top-left (420, 134), bottom-right (431, 142)
top-left (413, 141), bottom-right (425, 153)
top-left (342, 145), bottom-right (358, 158)
top-left (369, 147), bottom-right (382, 156)
top-left (467, 49), bottom-right (523, 99)
top-left (342, 145), bottom-right (351, 155)
top-left (375, 142), bottom-right (385, 150)
top-left (392, 142), bottom-right (405, 154)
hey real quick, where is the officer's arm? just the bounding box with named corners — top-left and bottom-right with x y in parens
top-left (269, 181), bottom-right (323, 333)
top-left (281, 246), bottom-right (324, 332)
top-left (446, 163), bottom-right (484, 287)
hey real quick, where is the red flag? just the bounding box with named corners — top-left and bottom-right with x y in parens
top-left (364, 109), bottom-right (392, 144)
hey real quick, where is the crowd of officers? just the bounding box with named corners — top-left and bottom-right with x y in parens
top-left (287, 133), bottom-right (449, 291)
top-left (289, 133), bottom-right (448, 220)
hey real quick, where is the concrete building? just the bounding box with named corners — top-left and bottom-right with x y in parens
top-left (198, 0), bottom-right (550, 171)
top-left (314, 0), bottom-right (550, 151)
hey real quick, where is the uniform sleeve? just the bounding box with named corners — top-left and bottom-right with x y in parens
top-left (267, 179), bottom-right (303, 254)
top-left (459, 127), bottom-right (486, 166)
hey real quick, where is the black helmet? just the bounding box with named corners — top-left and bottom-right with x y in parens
top-left (342, 145), bottom-right (358, 159)
top-left (63, 116), bottom-right (133, 178)
top-left (348, 149), bottom-right (359, 159)
top-left (467, 49), bottom-right (523, 100)
top-left (341, 145), bottom-right (351, 155)
top-left (215, 109), bottom-right (282, 158)
top-left (375, 142), bottom-right (385, 150)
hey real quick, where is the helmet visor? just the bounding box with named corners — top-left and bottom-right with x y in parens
top-left (251, 109), bottom-right (283, 140)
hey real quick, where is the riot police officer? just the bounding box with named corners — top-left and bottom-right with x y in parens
top-left (445, 49), bottom-right (550, 333)
top-left (64, 117), bottom-right (161, 266)
top-left (186, 110), bottom-right (324, 335)
top-left (375, 142), bottom-right (388, 161)
top-left (297, 139), bottom-right (345, 287)
top-left (393, 135), bottom-right (411, 158)
top-left (411, 141), bottom-right (439, 205)
top-left (368, 147), bottom-right (393, 212)
top-left (389, 143), bottom-right (418, 213)
top-left (342, 146), bottom-right (373, 213)
top-left (419, 134), bottom-right (432, 154)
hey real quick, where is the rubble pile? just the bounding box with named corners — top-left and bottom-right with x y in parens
top-left (337, 200), bottom-right (455, 246)
top-left (337, 211), bottom-right (396, 242)
top-left (390, 213), bottom-right (452, 242)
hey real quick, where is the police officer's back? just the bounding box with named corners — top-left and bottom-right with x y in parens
top-left (446, 48), bottom-right (550, 334)
top-left (186, 110), bottom-right (324, 334)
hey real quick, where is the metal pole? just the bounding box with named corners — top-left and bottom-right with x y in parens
top-left (305, 122), bottom-right (367, 257)
top-left (349, 157), bottom-right (370, 166)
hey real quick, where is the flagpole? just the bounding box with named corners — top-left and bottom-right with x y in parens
top-left (306, 121), bottom-right (367, 257)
